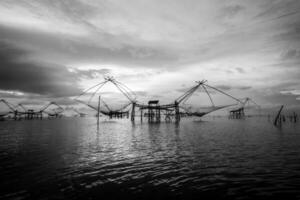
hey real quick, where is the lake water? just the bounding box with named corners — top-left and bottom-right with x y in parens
top-left (0, 117), bottom-right (300, 199)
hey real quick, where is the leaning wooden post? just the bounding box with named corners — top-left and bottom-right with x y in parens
top-left (131, 102), bottom-right (136, 122)
top-left (274, 105), bottom-right (284, 126)
top-left (97, 96), bottom-right (101, 126)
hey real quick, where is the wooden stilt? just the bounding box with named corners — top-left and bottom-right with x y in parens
top-left (175, 101), bottom-right (180, 123)
top-left (97, 96), bottom-right (101, 127)
top-left (131, 102), bottom-right (136, 122)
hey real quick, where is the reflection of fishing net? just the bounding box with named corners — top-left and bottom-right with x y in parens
top-left (75, 77), bottom-right (136, 115)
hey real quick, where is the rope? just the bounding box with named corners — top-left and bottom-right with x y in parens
top-left (202, 85), bottom-right (215, 107)
top-left (74, 80), bottom-right (108, 100)
top-left (87, 82), bottom-right (108, 104)
top-left (203, 84), bottom-right (243, 104)
top-left (176, 83), bottom-right (201, 104)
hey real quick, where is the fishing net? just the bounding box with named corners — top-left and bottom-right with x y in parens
top-left (177, 81), bottom-right (240, 117)
top-left (41, 102), bottom-right (64, 115)
top-left (74, 77), bottom-right (136, 116)
top-left (0, 100), bottom-right (14, 117)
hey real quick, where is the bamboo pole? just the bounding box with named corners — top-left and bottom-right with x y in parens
top-left (131, 102), bottom-right (136, 122)
top-left (97, 96), bottom-right (101, 127)
top-left (274, 105), bottom-right (284, 126)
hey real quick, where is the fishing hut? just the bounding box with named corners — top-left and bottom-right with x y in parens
top-left (135, 101), bottom-right (180, 123)
top-left (108, 111), bottom-right (129, 119)
top-left (137, 100), bottom-right (161, 123)
top-left (147, 100), bottom-right (160, 122)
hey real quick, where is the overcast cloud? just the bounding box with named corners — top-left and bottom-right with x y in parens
top-left (0, 0), bottom-right (300, 107)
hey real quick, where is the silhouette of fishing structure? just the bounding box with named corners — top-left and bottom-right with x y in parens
top-left (0, 100), bottom-right (64, 120)
top-left (18, 102), bottom-right (64, 119)
top-left (229, 97), bottom-right (260, 119)
top-left (1, 80), bottom-right (298, 124)
top-left (74, 76), bottom-right (136, 120)
top-left (274, 105), bottom-right (284, 126)
top-left (0, 99), bottom-right (16, 120)
top-left (40, 102), bottom-right (64, 119)
top-left (272, 105), bottom-right (298, 127)
top-left (137, 80), bottom-right (241, 123)
top-left (75, 78), bottom-right (243, 123)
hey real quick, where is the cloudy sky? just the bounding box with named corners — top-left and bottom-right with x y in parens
top-left (0, 0), bottom-right (300, 109)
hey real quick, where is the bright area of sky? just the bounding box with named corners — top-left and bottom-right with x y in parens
top-left (0, 0), bottom-right (300, 113)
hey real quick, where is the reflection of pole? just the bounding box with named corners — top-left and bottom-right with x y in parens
top-left (97, 96), bottom-right (101, 127)
top-left (274, 105), bottom-right (284, 126)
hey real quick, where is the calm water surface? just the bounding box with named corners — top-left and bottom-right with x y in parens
top-left (0, 117), bottom-right (300, 199)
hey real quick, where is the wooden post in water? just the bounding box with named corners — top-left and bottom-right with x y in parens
top-left (293, 112), bottom-right (297, 123)
top-left (131, 102), bottom-right (136, 122)
top-left (14, 110), bottom-right (17, 120)
top-left (97, 96), bottom-right (101, 127)
top-left (175, 101), bottom-right (180, 123)
top-left (274, 105), bottom-right (284, 126)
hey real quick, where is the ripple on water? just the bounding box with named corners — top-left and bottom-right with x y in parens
top-left (0, 117), bottom-right (300, 199)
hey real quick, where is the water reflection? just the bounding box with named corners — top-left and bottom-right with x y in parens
top-left (0, 117), bottom-right (300, 199)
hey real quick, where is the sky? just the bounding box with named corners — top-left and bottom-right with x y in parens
top-left (0, 0), bottom-right (300, 111)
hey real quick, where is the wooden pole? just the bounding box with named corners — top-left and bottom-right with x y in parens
top-left (274, 105), bottom-right (284, 126)
top-left (175, 101), bottom-right (180, 123)
top-left (97, 96), bottom-right (101, 126)
top-left (131, 102), bottom-right (136, 122)
top-left (13, 110), bottom-right (17, 120)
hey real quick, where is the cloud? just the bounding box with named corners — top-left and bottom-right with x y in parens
top-left (280, 90), bottom-right (300, 96)
top-left (73, 68), bottom-right (112, 79)
top-left (262, 92), bottom-right (300, 105)
top-left (280, 49), bottom-right (299, 60)
top-left (215, 85), bottom-right (231, 91)
top-left (215, 85), bottom-right (252, 91)
top-left (0, 0), bottom-right (300, 107)
top-left (235, 67), bottom-right (245, 73)
top-left (255, 0), bottom-right (300, 19)
top-left (0, 41), bottom-right (82, 97)
top-left (237, 86), bottom-right (252, 90)
top-left (220, 4), bottom-right (244, 18)
top-left (0, 24), bottom-right (179, 69)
